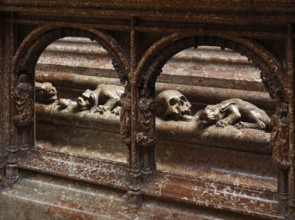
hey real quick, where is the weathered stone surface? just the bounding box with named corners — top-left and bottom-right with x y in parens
top-left (0, 1), bottom-right (294, 219)
top-left (35, 39), bottom-right (273, 111)
top-left (1, 171), bottom-right (272, 220)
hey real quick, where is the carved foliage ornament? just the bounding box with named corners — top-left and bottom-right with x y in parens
top-left (260, 72), bottom-right (290, 169)
top-left (271, 102), bottom-right (289, 169)
top-left (137, 88), bottom-right (156, 147)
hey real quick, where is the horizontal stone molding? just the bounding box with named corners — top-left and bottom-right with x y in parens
top-left (36, 103), bottom-right (271, 155)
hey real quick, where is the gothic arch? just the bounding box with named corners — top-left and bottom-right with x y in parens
top-left (134, 33), bottom-right (289, 171)
top-left (9, 25), bottom-right (131, 176)
top-left (135, 34), bottom-right (287, 100)
top-left (12, 25), bottom-right (130, 83)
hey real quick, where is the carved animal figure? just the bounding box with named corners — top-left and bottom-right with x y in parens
top-left (35, 81), bottom-right (57, 104)
top-left (57, 98), bottom-right (77, 109)
top-left (77, 84), bottom-right (124, 113)
top-left (155, 90), bottom-right (192, 121)
top-left (196, 98), bottom-right (271, 131)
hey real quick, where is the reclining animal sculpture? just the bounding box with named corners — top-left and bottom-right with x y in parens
top-left (196, 98), bottom-right (271, 131)
top-left (77, 84), bottom-right (124, 114)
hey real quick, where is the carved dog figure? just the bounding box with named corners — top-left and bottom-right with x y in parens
top-left (196, 98), bottom-right (271, 131)
top-left (35, 81), bottom-right (57, 104)
top-left (77, 84), bottom-right (124, 113)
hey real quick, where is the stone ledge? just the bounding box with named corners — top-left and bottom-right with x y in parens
top-left (18, 149), bottom-right (128, 191)
top-left (144, 172), bottom-right (281, 220)
top-left (15, 149), bottom-right (281, 219)
top-left (1, 171), bottom-right (251, 220)
top-left (36, 103), bottom-right (271, 155)
top-left (35, 70), bottom-right (274, 111)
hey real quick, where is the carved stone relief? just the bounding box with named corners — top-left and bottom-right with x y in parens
top-left (57, 98), bottom-right (77, 109)
top-left (77, 84), bottom-right (124, 114)
top-left (1, 2), bottom-right (293, 217)
top-left (155, 90), bottom-right (192, 121)
top-left (42, 85), bottom-right (275, 137)
top-left (195, 98), bottom-right (271, 131)
top-left (13, 73), bottom-right (34, 126)
top-left (138, 89), bottom-right (156, 144)
top-left (8, 73), bottom-right (34, 181)
top-left (35, 81), bottom-right (57, 104)
top-left (137, 87), bottom-right (157, 176)
top-left (56, 84), bottom-right (124, 115)
top-left (260, 72), bottom-right (290, 169)
top-left (271, 102), bottom-right (289, 169)
top-left (120, 84), bottom-right (132, 146)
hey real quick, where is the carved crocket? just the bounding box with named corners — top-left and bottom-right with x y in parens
top-left (196, 98), bottom-right (271, 131)
top-left (77, 84), bottom-right (124, 113)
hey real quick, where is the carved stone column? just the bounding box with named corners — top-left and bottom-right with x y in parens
top-left (261, 68), bottom-right (290, 217)
top-left (125, 18), bottom-right (144, 207)
top-left (127, 83), bottom-right (143, 207)
top-left (271, 101), bottom-right (289, 215)
top-left (0, 16), bottom-right (3, 180)
top-left (7, 73), bottom-right (34, 182)
top-left (120, 84), bottom-right (132, 166)
top-left (287, 24), bottom-right (295, 219)
top-left (2, 14), bottom-right (18, 182)
top-left (121, 83), bottom-right (142, 206)
top-left (137, 87), bottom-right (156, 181)
top-left (6, 144), bottom-right (19, 181)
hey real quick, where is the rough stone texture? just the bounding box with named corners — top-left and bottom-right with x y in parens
top-left (1, 171), bottom-right (270, 220)
top-left (0, 1), bottom-right (294, 219)
top-left (36, 38), bottom-right (273, 112)
top-left (23, 37), bottom-right (281, 218)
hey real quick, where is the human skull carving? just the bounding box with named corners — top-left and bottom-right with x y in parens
top-left (156, 90), bottom-right (192, 121)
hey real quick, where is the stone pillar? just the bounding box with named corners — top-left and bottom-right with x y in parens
top-left (127, 18), bottom-right (143, 207)
top-left (2, 14), bottom-right (18, 182)
top-left (0, 15), bottom-right (4, 180)
top-left (287, 24), bottom-right (295, 219)
top-left (137, 88), bottom-right (156, 182)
